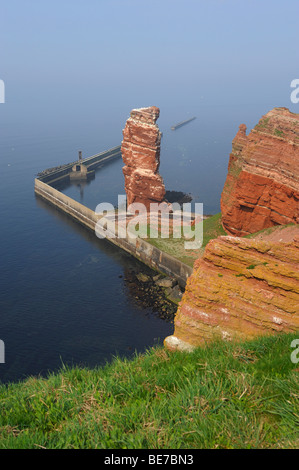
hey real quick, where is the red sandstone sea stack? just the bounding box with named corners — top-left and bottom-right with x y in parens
top-left (121, 106), bottom-right (166, 211)
top-left (221, 107), bottom-right (299, 236)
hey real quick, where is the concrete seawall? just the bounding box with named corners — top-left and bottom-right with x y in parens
top-left (35, 179), bottom-right (99, 231)
top-left (35, 178), bottom-right (193, 287)
top-left (38, 145), bottom-right (122, 185)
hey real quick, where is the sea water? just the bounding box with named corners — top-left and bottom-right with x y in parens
top-left (0, 103), bottom-right (261, 383)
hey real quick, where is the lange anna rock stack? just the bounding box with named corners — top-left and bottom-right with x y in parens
top-left (121, 106), bottom-right (166, 211)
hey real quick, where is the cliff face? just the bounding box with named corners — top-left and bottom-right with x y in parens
top-left (165, 234), bottom-right (299, 351)
top-left (121, 106), bottom-right (166, 211)
top-left (221, 108), bottom-right (299, 236)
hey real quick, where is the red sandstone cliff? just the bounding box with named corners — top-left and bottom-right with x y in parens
top-left (221, 107), bottom-right (299, 236)
top-left (165, 233), bottom-right (299, 351)
top-left (121, 106), bottom-right (166, 211)
top-left (164, 107), bottom-right (299, 352)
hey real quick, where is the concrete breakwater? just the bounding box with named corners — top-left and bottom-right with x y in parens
top-left (37, 145), bottom-right (122, 185)
top-left (34, 149), bottom-right (193, 287)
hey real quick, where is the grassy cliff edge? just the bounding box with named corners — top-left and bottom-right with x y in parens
top-left (0, 332), bottom-right (298, 449)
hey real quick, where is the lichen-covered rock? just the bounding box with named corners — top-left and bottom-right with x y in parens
top-left (121, 106), bottom-right (166, 210)
top-left (165, 235), bottom-right (299, 351)
top-left (221, 107), bottom-right (299, 236)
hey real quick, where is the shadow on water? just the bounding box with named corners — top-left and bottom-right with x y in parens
top-left (0, 193), bottom-right (176, 386)
top-left (50, 157), bottom-right (122, 193)
top-left (35, 194), bottom-right (134, 264)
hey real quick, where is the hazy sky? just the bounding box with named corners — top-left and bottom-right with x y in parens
top-left (1, 0), bottom-right (299, 130)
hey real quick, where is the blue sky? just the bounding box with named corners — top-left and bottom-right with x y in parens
top-left (1, 0), bottom-right (299, 130)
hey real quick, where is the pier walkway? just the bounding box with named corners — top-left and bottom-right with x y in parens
top-left (35, 145), bottom-right (192, 287)
top-left (37, 145), bottom-right (121, 185)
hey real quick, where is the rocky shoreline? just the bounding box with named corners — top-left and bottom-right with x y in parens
top-left (123, 269), bottom-right (184, 322)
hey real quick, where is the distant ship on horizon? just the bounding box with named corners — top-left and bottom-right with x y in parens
top-left (171, 116), bottom-right (196, 131)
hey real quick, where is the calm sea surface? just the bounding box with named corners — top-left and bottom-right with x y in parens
top-left (0, 103), bottom-right (260, 384)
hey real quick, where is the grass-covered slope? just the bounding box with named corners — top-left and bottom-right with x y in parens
top-left (146, 212), bottom-right (227, 267)
top-left (0, 332), bottom-right (298, 449)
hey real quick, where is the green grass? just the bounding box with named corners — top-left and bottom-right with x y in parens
top-left (244, 223), bottom-right (296, 239)
top-left (274, 129), bottom-right (284, 138)
top-left (146, 213), bottom-right (227, 267)
top-left (0, 332), bottom-right (298, 449)
top-left (201, 213), bottom-right (227, 247)
top-left (255, 117), bottom-right (270, 131)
